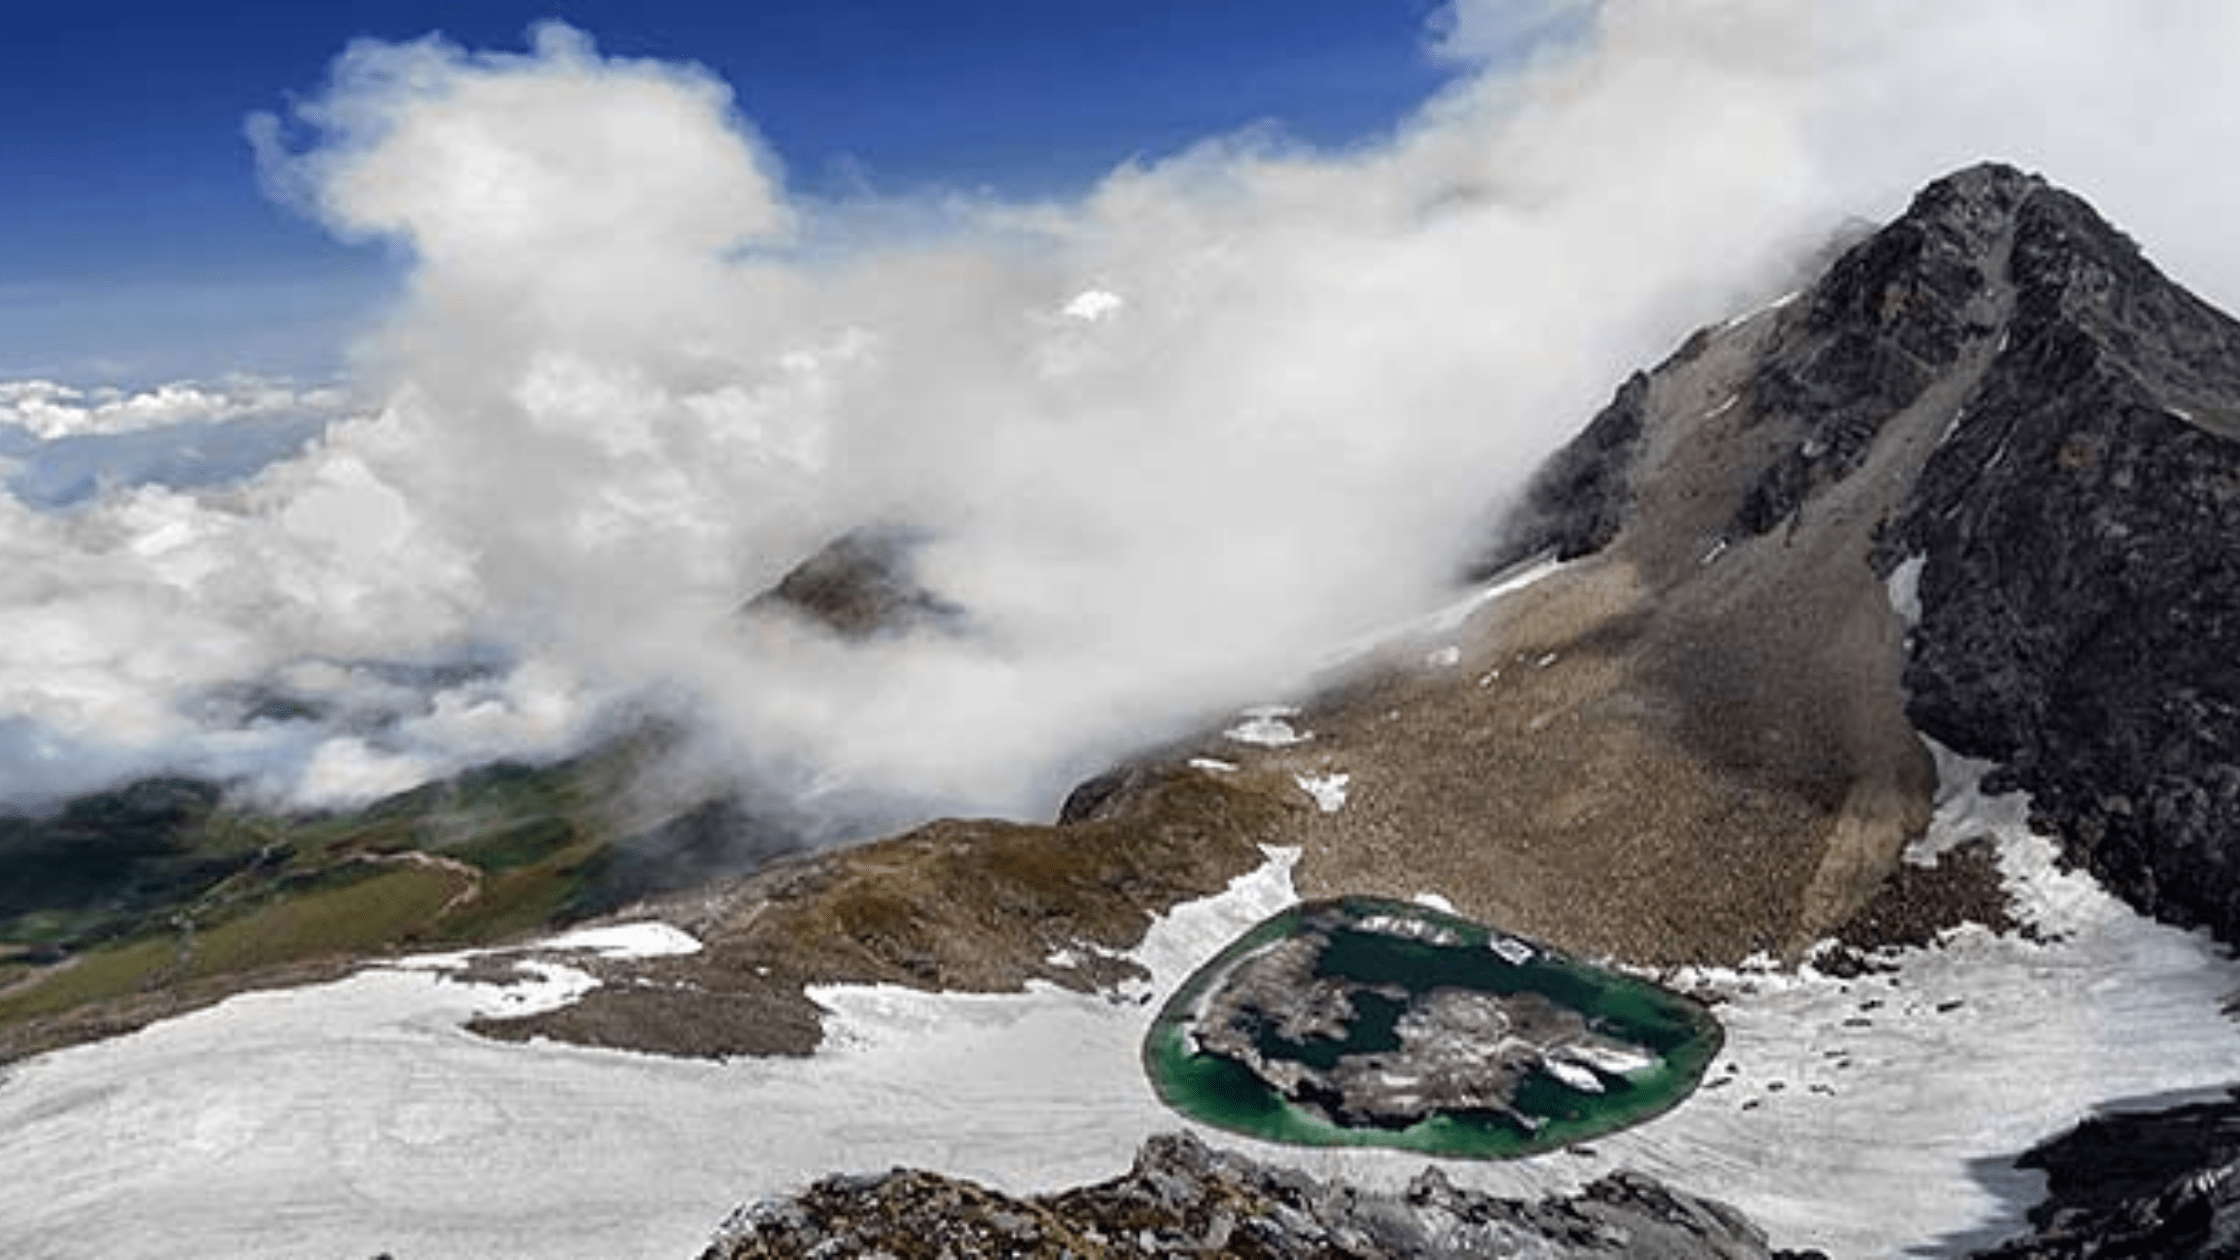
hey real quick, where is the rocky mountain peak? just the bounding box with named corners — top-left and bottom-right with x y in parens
top-left (741, 523), bottom-right (964, 640)
top-left (2004, 183), bottom-right (2240, 437)
top-left (1726, 164), bottom-right (2038, 536)
top-left (1482, 159), bottom-right (2240, 948)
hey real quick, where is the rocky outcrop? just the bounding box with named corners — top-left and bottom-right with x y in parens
top-left (1967, 1092), bottom-right (2240, 1259)
top-left (1870, 169), bottom-right (2240, 942)
top-left (1476, 160), bottom-right (2240, 949)
top-left (703, 1131), bottom-right (1819, 1260)
top-left (743, 523), bottom-right (963, 639)
top-left (1476, 371), bottom-right (1651, 573)
top-left (1733, 164), bottom-right (2019, 536)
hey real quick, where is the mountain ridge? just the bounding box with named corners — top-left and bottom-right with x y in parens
top-left (5, 161), bottom-right (2240, 1260)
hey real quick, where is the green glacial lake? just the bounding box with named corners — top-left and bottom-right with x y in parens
top-left (1142, 897), bottom-right (1723, 1158)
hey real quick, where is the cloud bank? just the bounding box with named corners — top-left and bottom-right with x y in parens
top-left (4, 2), bottom-right (2237, 825)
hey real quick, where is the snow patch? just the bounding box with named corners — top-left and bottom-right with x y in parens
top-left (1939, 405), bottom-right (1970, 443)
top-left (1717, 290), bottom-right (1799, 331)
top-left (1187, 756), bottom-right (1237, 773)
top-left (540, 922), bottom-right (705, 960)
top-left (1318, 556), bottom-right (1561, 672)
top-left (1489, 744), bottom-right (2240, 1257)
top-left (1425, 645), bottom-right (1462, 669)
top-left (1293, 772), bottom-right (1350, 813)
top-left (1562, 1042), bottom-right (1658, 1077)
top-left (1885, 554), bottom-right (1925, 630)
top-left (1224, 705), bottom-right (1311, 747)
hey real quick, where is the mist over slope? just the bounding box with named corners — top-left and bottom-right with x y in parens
top-left (6, 1), bottom-right (2239, 827)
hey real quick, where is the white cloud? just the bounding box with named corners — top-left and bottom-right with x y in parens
top-left (6, 7), bottom-right (2240, 821)
top-left (0, 376), bottom-right (344, 440)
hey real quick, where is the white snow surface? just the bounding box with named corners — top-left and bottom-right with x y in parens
top-left (1223, 704), bottom-right (1312, 747)
top-left (1886, 554), bottom-right (1926, 629)
top-left (1293, 771), bottom-right (1350, 813)
top-left (0, 854), bottom-right (1297, 1260)
top-left (5, 754), bottom-right (2240, 1259)
top-left (537, 922), bottom-right (706, 960)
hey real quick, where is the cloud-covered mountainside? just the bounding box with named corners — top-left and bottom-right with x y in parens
top-left (10, 137), bottom-right (2240, 1260)
top-left (8, 8), bottom-right (2240, 1245)
top-left (7, 2), bottom-right (2240, 833)
top-left (654, 159), bottom-right (2240, 1260)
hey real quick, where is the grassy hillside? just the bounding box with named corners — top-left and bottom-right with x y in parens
top-left (0, 738), bottom-right (743, 1061)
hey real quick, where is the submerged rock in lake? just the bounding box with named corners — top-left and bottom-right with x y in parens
top-left (1143, 897), bottom-right (1722, 1157)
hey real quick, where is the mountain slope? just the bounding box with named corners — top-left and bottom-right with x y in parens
top-left (467, 162), bottom-right (2240, 1052)
top-left (6, 162), bottom-right (2239, 1259)
top-left (672, 162), bottom-right (2240, 1255)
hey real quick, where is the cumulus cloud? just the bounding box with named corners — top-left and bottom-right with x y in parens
top-left (5, 4), bottom-right (2239, 824)
top-left (0, 376), bottom-right (345, 440)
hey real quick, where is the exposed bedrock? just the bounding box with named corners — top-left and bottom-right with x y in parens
top-left (1966, 1091), bottom-right (2240, 1259)
top-left (1444, 161), bottom-right (2240, 958)
top-left (704, 1130), bottom-right (1818, 1260)
top-left (1874, 173), bottom-right (2240, 944)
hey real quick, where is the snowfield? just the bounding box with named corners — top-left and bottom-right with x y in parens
top-left (3, 753), bottom-right (2239, 1259)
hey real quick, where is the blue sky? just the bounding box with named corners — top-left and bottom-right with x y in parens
top-left (0, 0), bottom-right (1464, 384)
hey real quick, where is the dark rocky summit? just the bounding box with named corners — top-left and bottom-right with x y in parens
top-left (703, 1131), bottom-right (1821, 1260)
top-left (1872, 171), bottom-right (2240, 944)
top-left (1480, 370), bottom-right (1650, 571)
top-left (743, 523), bottom-right (963, 639)
top-left (1486, 161), bottom-right (2240, 952)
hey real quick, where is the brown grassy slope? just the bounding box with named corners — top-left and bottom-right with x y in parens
top-left (471, 768), bottom-right (1305, 1057)
top-left (498, 292), bottom-right (1998, 1063)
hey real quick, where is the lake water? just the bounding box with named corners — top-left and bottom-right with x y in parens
top-left (1141, 896), bottom-right (1723, 1157)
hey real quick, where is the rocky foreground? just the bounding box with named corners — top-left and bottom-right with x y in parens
top-left (1970, 1091), bottom-right (2240, 1259)
top-left (703, 1132), bottom-right (1821, 1260)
